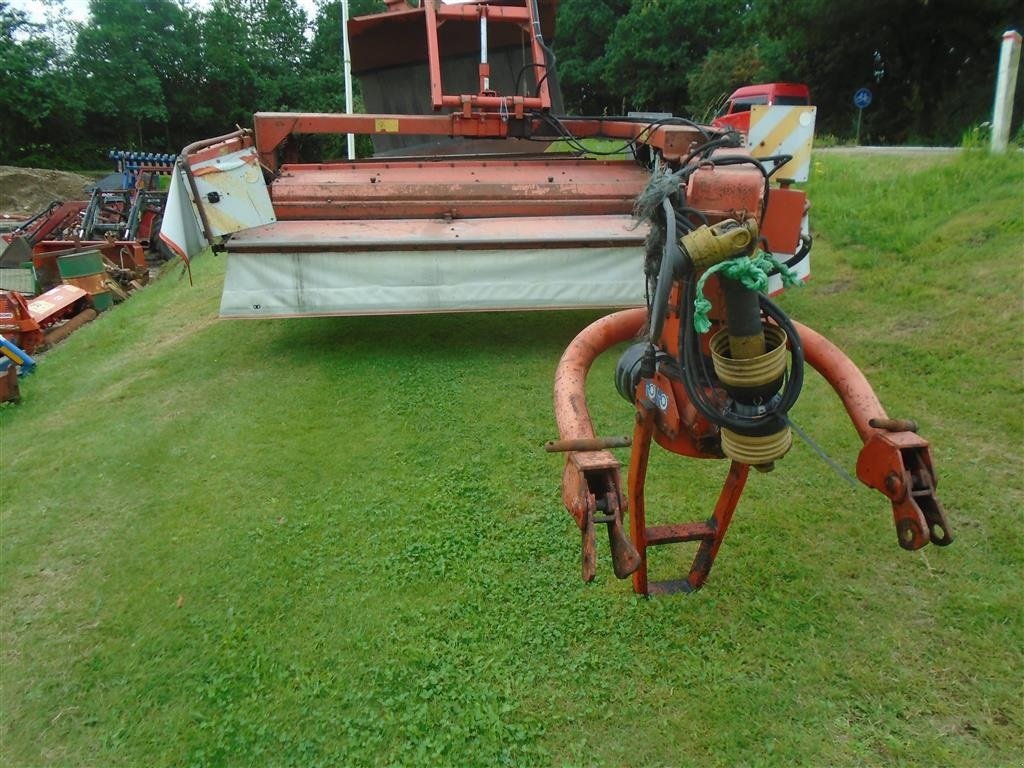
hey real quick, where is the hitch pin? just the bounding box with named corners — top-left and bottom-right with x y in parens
top-left (869, 417), bottom-right (919, 433)
top-left (544, 436), bottom-right (632, 453)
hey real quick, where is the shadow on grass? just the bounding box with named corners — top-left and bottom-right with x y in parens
top-left (260, 308), bottom-right (624, 363)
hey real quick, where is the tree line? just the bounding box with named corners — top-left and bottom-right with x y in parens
top-left (1, 0), bottom-right (1021, 168)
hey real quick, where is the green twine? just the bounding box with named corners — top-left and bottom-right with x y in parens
top-left (692, 252), bottom-right (801, 333)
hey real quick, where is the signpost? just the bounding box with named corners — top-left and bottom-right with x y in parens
top-left (854, 87), bottom-right (872, 145)
top-left (991, 30), bottom-right (1022, 153)
top-left (341, 0), bottom-right (355, 159)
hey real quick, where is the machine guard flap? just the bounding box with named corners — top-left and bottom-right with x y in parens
top-left (159, 166), bottom-right (209, 263)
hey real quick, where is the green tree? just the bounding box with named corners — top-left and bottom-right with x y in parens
top-left (553, 0), bottom-right (630, 115)
top-left (73, 0), bottom-right (206, 155)
top-left (296, 0), bottom-right (382, 158)
top-left (0, 1), bottom-right (83, 164)
top-left (198, 0), bottom-right (261, 129)
top-left (196, 0), bottom-right (310, 130)
top-left (686, 44), bottom-right (770, 120)
top-left (6, 0), bottom-right (1022, 166)
top-left (250, 0), bottom-right (310, 109)
top-left (599, 0), bottom-right (747, 114)
top-left (305, 0), bottom-right (384, 113)
top-left (752, 0), bottom-right (1023, 142)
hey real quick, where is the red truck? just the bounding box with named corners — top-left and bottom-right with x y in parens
top-left (712, 83), bottom-right (811, 134)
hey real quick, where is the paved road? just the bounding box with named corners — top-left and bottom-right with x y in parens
top-left (816, 146), bottom-right (961, 155)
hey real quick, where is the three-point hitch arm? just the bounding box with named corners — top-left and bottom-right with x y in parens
top-left (545, 110), bottom-right (953, 596)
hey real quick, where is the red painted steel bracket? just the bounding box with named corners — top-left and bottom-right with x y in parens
top-left (552, 308), bottom-right (952, 596)
top-left (857, 430), bottom-right (952, 550)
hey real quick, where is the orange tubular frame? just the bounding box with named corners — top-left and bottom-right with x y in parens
top-left (553, 310), bottom-right (952, 595)
top-left (552, 309), bottom-right (648, 582)
top-left (794, 322), bottom-right (952, 551)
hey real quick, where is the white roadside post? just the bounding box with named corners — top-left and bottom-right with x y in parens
top-left (991, 29), bottom-right (1021, 153)
top-left (342, 0), bottom-right (355, 159)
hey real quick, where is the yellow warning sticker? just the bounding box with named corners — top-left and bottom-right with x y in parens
top-left (375, 119), bottom-right (400, 133)
top-left (748, 106), bottom-right (816, 182)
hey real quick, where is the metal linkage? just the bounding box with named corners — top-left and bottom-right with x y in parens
top-left (550, 154), bottom-right (952, 594)
top-left (552, 298), bottom-right (953, 595)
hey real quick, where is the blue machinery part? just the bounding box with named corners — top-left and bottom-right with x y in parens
top-left (108, 150), bottom-right (178, 189)
top-left (0, 335), bottom-right (36, 376)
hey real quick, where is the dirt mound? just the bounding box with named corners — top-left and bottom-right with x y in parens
top-left (0, 166), bottom-right (99, 215)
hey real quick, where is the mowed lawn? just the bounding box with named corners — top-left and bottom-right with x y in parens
top-left (1, 151), bottom-right (1021, 767)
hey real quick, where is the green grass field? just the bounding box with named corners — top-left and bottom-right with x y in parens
top-left (1, 151), bottom-right (1021, 767)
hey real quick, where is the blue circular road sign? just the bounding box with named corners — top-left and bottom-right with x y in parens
top-left (854, 88), bottom-right (873, 109)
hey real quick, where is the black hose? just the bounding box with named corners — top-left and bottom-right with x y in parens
top-left (677, 205), bottom-right (709, 227)
top-left (648, 198), bottom-right (684, 344)
top-left (534, 71), bottom-right (550, 97)
top-left (780, 233), bottom-right (812, 270)
top-left (513, 63), bottom-right (547, 98)
top-left (678, 279), bottom-right (804, 438)
top-left (681, 133), bottom-right (742, 165)
top-left (525, 112), bottom-right (722, 157)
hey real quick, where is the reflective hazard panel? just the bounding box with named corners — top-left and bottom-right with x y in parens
top-left (748, 105), bottom-right (816, 182)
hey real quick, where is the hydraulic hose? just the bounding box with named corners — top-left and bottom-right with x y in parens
top-left (679, 281), bottom-right (804, 437)
top-left (647, 198), bottom-right (686, 344)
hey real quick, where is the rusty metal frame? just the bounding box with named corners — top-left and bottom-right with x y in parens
top-left (552, 307), bottom-right (951, 596)
top-left (250, 112), bottom-right (707, 175)
top-left (552, 308), bottom-right (650, 581)
top-left (423, 0), bottom-right (553, 114)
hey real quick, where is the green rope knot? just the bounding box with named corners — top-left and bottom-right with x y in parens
top-left (692, 252), bottom-right (800, 333)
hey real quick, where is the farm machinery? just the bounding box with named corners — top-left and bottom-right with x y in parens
top-left (0, 152), bottom-right (175, 369)
top-left (0, 151), bottom-right (174, 293)
top-left (161, 0), bottom-right (952, 595)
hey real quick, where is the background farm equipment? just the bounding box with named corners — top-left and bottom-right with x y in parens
top-left (0, 148), bottom-right (174, 320)
top-left (108, 150), bottom-right (177, 190)
top-left (1, 149), bottom-right (174, 271)
top-left (0, 257), bottom-right (121, 402)
top-left (0, 151), bottom-right (174, 372)
top-left (0, 285), bottom-right (95, 354)
top-left (0, 333), bottom-right (36, 403)
top-left (161, 0), bottom-right (952, 596)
